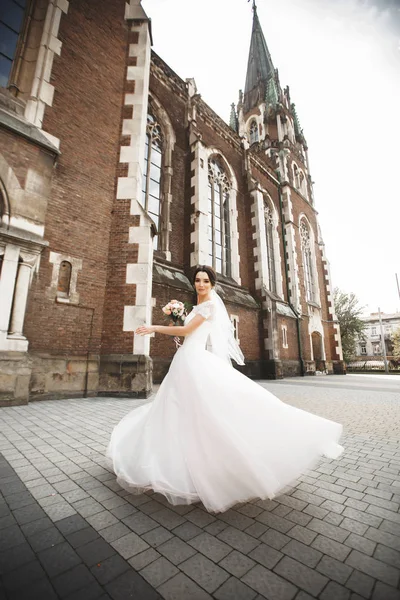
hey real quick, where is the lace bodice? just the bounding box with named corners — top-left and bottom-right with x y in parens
top-left (183, 301), bottom-right (215, 348)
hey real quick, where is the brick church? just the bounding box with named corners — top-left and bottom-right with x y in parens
top-left (0, 0), bottom-right (344, 405)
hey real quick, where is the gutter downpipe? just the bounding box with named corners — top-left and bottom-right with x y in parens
top-left (276, 170), bottom-right (305, 376)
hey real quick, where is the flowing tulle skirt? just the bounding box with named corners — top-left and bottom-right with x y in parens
top-left (106, 344), bottom-right (343, 513)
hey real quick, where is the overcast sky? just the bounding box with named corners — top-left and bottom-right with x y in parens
top-left (142, 0), bottom-right (400, 315)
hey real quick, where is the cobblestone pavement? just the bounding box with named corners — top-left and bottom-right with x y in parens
top-left (1, 374), bottom-right (400, 600)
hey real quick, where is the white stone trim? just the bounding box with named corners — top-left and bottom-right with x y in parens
top-left (230, 314), bottom-right (240, 345)
top-left (47, 251), bottom-right (82, 304)
top-left (298, 213), bottom-right (321, 308)
top-left (280, 186), bottom-right (301, 313)
top-left (251, 186), bottom-right (283, 300)
top-left (0, 245), bottom-right (40, 351)
top-left (24, 0), bottom-right (69, 140)
top-left (282, 324), bottom-right (288, 348)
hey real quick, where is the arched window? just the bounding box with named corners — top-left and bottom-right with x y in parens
top-left (142, 113), bottom-right (163, 248)
top-left (293, 164), bottom-right (301, 189)
top-left (0, 189), bottom-right (5, 221)
top-left (208, 157), bottom-right (231, 277)
top-left (249, 120), bottom-right (259, 145)
top-left (57, 261), bottom-right (72, 297)
top-left (264, 203), bottom-right (276, 293)
top-left (300, 219), bottom-right (315, 303)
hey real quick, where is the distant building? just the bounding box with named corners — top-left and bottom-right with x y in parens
top-left (357, 312), bottom-right (400, 357)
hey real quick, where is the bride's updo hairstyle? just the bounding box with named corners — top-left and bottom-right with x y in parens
top-left (192, 265), bottom-right (216, 288)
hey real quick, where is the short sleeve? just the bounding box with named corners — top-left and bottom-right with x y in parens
top-left (195, 301), bottom-right (214, 320)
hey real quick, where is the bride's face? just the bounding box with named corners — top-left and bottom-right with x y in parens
top-left (195, 272), bottom-right (212, 299)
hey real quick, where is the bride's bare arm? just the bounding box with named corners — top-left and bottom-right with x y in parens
top-left (135, 314), bottom-right (205, 338)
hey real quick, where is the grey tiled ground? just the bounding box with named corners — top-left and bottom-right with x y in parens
top-left (1, 374), bottom-right (400, 600)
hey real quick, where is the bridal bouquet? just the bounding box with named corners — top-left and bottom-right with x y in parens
top-left (162, 299), bottom-right (186, 325)
top-left (162, 299), bottom-right (188, 349)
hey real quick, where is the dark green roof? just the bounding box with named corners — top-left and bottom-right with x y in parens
top-left (244, 6), bottom-right (274, 113)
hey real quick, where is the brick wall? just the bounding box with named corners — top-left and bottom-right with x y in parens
top-left (24, 0), bottom-right (128, 356)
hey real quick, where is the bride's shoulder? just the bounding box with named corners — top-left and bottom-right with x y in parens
top-left (194, 300), bottom-right (215, 319)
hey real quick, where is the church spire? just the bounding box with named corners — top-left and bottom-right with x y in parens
top-left (243, 4), bottom-right (275, 114)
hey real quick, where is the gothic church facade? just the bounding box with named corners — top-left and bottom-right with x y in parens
top-left (0, 0), bottom-right (343, 405)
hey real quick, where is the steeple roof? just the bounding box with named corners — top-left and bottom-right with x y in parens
top-left (243, 4), bottom-right (275, 113)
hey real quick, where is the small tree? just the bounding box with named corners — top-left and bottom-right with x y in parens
top-left (333, 288), bottom-right (366, 363)
top-left (392, 327), bottom-right (400, 359)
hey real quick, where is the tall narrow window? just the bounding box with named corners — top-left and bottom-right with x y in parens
top-left (300, 219), bottom-right (315, 303)
top-left (264, 204), bottom-right (276, 293)
top-left (142, 113), bottom-right (162, 249)
top-left (57, 261), bottom-right (72, 297)
top-left (293, 164), bottom-right (301, 189)
top-left (208, 157), bottom-right (231, 277)
top-left (0, 0), bottom-right (27, 88)
top-left (249, 120), bottom-right (258, 145)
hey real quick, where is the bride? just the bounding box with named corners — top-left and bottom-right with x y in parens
top-left (107, 265), bottom-right (343, 513)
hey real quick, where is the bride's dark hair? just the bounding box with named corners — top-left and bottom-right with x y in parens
top-left (192, 265), bottom-right (217, 287)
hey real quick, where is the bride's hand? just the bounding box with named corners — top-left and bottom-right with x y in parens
top-left (135, 325), bottom-right (155, 336)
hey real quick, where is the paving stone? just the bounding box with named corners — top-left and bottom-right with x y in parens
top-left (0, 524), bottom-right (25, 551)
top-left (12, 503), bottom-right (46, 525)
top-left (52, 563), bottom-right (96, 597)
top-left (90, 554), bottom-right (130, 585)
top-left (157, 536), bottom-right (197, 565)
top-left (106, 568), bottom-right (162, 600)
top-left (274, 555), bottom-right (328, 597)
top-left (142, 525), bottom-right (174, 548)
top-left (372, 581), bottom-right (400, 600)
top-left (242, 564), bottom-right (297, 600)
top-left (86, 510), bottom-right (119, 531)
top-left (256, 511), bottom-right (294, 533)
top-left (44, 502), bottom-right (77, 522)
top-left (37, 541), bottom-right (81, 577)
top-left (259, 528), bottom-right (290, 550)
top-left (248, 543), bottom-right (283, 569)
top-left (73, 499), bottom-right (105, 518)
top-left (345, 532), bottom-right (376, 556)
top-left (219, 509), bottom-right (255, 531)
top-left (324, 512), bottom-right (344, 526)
top-left (98, 522), bottom-right (130, 543)
top-left (307, 518), bottom-right (349, 543)
top-left (218, 526), bottom-right (260, 554)
top-left (236, 504), bottom-right (264, 518)
top-left (157, 573), bottom-right (212, 600)
top-left (1, 559), bottom-right (46, 591)
top-left (303, 504), bottom-right (329, 520)
top-left (282, 539), bottom-right (322, 568)
top-left (219, 550), bottom-right (255, 578)
top-left (140, 556), bottom-right (179, 587)
top-left (56, 514), bottom-right (88, 536)
top-left (316, 555), bottom-right (353, 585)
top-left (205, 520), bottom-right (229, 536)
top-left (340, 517), bottom-right (369, 536)
top-left (0, 542), bottom-right (35, 574)
top-left (28, 525), bottom-right (65, 552)
top-left (180, 553), bottom-right (230, 593)
top-left (5, 490), bottom-right (35, 510)
top-left (346, 549), bottom-right (399, 587)
top-left (214, 576), bottom-right (258, 600)
top-left (188, 532), bottom-right (232, 562)
top-left (342, 507), bottom-right (382, 528)
top-left (320, 580), bottom-right (350, 600)
top-left (286, 510), bottom-right (312, 527)
top-left (173, 521), bottom-right (203, 541)
top-left (110, 503), bottom-right (137, 519)
top-left (244, 522), bottom-right (269, 539)
top-left (374, 543), bottom-right (400, 569)
top-left (287, 524), bottom-right (317, 545)
top-left (345, 569), bottom-right (375, 597)
top-left (111, 532), bottom-right (149, 559)
top-left (185, 508), bottom-right (216, 528)
top-left (122, 511), bottom-right (159, 535)
top-left (8, 577), bottom-right (58, 599)
top-left (66, 527), bottom-right (100, 548)
top-left (312, 534), bottom-right (351, 561)
top-left (0, 514), bottom-right (15, 530)
top-left (128, 548), bottom-right (160, 571)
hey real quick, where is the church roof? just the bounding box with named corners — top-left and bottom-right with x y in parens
top-left (243, 4), bottom-right (275, 113)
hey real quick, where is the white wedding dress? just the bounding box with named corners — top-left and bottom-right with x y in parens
top-left (107, 300), bottom-right (343, 513)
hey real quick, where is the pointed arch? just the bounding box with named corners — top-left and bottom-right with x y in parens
top-left (143, 94), bottom-right (176, 258)
top-left (299, 214), bottom-right (320, 305)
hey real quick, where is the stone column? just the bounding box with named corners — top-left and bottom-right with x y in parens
top-left (0, 245), bottom-right (19, 348)
top-left (9, 253), bottom-right (36, 339)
